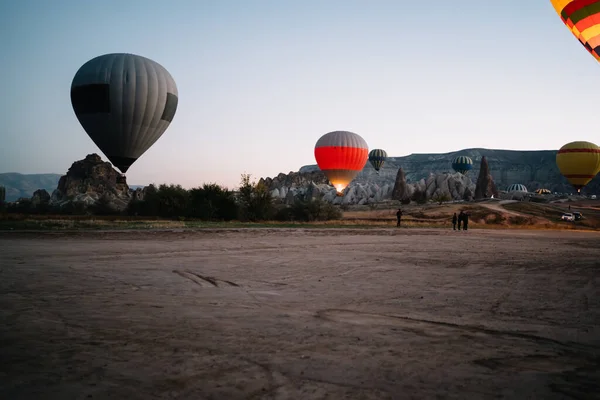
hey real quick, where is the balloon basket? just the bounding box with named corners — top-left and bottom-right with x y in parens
top-left (116, 174), bottom-right (127, 184)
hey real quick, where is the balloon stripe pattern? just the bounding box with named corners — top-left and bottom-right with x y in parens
top-left (71, 53), bottom-right (178, 173)
top-left (550, 0), bottom-right (600, 62)
top-left (314, 131), bottom-right (369, 194)
top-left (451, 155), bottom-right (473, 175)
top-left (368, 149), bottom-right (387, 171)
top-left (556, 141), bottom-right (600, 191)
top-left (507, 184), bottom-right (528, 193)
top-left (534, 188), bottom-right (552, 194)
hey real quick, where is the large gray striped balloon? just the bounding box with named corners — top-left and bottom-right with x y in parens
top-left (70, 53), bottom-right (178, 173)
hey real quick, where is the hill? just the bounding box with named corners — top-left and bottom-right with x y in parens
top-left (0, 173), bottom-right (62, 202)
top-left (0, 172), bottom-right (145, 202)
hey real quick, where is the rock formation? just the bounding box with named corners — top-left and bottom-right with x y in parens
top-left (262, 167), bottom-right (475, 205)
top-left (296, 148), bottom-right (595, 194)
top-left (419, 172), bottom-right (475, 202)
top-left (474, 156), bottom-right (499, 200)
top-left (50, 153), bottom-right (132, 211)
top-left (30, 189), bottom-right (50, 207)
top-left (391, 168), bottom-right (411, 201)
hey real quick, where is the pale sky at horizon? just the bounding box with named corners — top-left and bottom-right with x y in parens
top-left (1, 0), bottom-right (599, 189)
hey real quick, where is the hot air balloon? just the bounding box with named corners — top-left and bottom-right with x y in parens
top-left (534, 188), bottom-right (552, 195)
top-left (451, 156), bottom-right (473, 175)
top-left (556, 141), bottom-right (600, 193)
top-left (70, 53), bottom-right (178, 174)
top-left (507, 184), bottom-right (528, 193)
top-left (550, 0), bottom-right (600, 63)
top-left (368, 149), bottom-right (387, 172)
top-left (314, 131), bottom-right (369, 195)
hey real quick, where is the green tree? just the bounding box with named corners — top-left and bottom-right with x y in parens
top-left (237, 174), bottom-right (274, 221)
top-left (155, 184), bottom-right (190, 218)
top-left (276, 198), bottom-right (342, 222)
top-left (126, 184), bottom-right (189, 218)
top-left (411, 188), bottom-right (427, 205)
top-left (189, 183), bottom-right (238, 220)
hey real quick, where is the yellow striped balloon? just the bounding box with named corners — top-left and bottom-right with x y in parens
top-left (550, 0), bottom-right (600, 63)
top-left (556, 141), bottom-right (600, 192)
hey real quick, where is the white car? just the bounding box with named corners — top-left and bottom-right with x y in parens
top-left (561, 213), bottom-right (575, 222)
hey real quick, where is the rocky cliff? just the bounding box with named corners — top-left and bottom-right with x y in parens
top-left (264, 148), bottom-right (599, 204)
top-left (50, 154), bottom-right (137, 211)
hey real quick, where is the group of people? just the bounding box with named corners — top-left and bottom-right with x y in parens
top-left (452, 211), bottom-right (469, 231)
top-left (396, 208), bottom-right (469, 231)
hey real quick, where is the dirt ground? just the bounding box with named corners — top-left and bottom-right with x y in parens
top-left (1, 228), bottom-right (599, 400)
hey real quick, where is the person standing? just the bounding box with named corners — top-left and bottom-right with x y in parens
top-left (452, 213), bottom-right (457, 230)
top-left (396, 208), bottom-right (403, 227)
top-left (463, 212), bottom-right (469, 231)
top-left (457, 211), bottom-right (464, 230)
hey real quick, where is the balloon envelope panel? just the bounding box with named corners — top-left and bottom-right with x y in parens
top-left (507, 184), bottom-right (528, 192)
top-left (71, 53), bottom-right (178, 173)
top-left (556, 141), bottom-right (600, 191)
top-left (550, 0), bottom-right (600, 62)
top-left (451, 156), bottom-right (473, 174)
top-left (314, 131), bottom-right (369, 193)
top-left (368, 149), bottom-right (387, 171)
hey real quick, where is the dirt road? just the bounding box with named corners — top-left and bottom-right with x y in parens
top-left (1, 228), bottom-right (599, 399)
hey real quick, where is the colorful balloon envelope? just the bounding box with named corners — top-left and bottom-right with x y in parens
top-left (550, 0), bottom-right (600, 63)
top-left (70, 53), bottom-right (178, 173)
top-left (451, 156), bottom-right (473, 175)
top-left (534, 188), bottom-right (552, 195)
top-left (368, 149), bottom-right (387, 172)
top-left (314, 131), bottom-right (369, 194)
top-left (556, 141), bottom-right (600, 192)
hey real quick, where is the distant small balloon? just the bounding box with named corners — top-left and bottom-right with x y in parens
top-left (368, 149), bottom-right (387, 172)
top-left (314, 131), bottom-right (369, 195)
top-left (451, 156), bottom-right (473, 175)
top-left (556, 141), bottom-right (600, 193)
top-left (506, 184), bottom-right (528, 193)
top-left (70, 53), bottom-right (178, 174)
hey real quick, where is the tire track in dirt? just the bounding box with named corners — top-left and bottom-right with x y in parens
top-left (315, 309), bottom-right (598, 350)
top-left (172, 270), bottom-right (239, 288)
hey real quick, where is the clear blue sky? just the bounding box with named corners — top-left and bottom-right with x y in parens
top-left (1, 0), bottom-right (599, 189)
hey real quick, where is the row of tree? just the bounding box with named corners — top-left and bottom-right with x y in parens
top-left (1, 175), bottom-right (343, 222)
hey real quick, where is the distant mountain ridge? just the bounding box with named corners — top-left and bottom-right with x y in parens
top-left (0, 172), bottom-right (145, 202)
top-left (0, 173), bottom-right (62, 202)
top-left (2, 148), bottom-right (598, 203)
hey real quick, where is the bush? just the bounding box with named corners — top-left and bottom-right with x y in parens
top-left (128, 184), bottom-right (190, 219)
top-left (411, 188), bottom-right (427, 204)
top-left (91, 194), bottom-right (120, 216)
top-left (432, 192), bottom-right (451, 205)
top-left (529, 196), bottom-right (549, 204)
top-left (275, 198), bottom-right (342, 222)
top-left (189, 183), bottom-right (238, 221)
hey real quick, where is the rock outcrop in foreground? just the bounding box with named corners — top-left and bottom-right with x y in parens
top-left (50, 154), bottom-right (134, 211)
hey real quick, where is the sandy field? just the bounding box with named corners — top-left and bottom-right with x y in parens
top-left (1, 228), bottom-right (599, 399)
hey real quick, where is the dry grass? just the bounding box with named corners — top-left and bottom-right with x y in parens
top-left (2, 200), bottom-right (599, 231)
